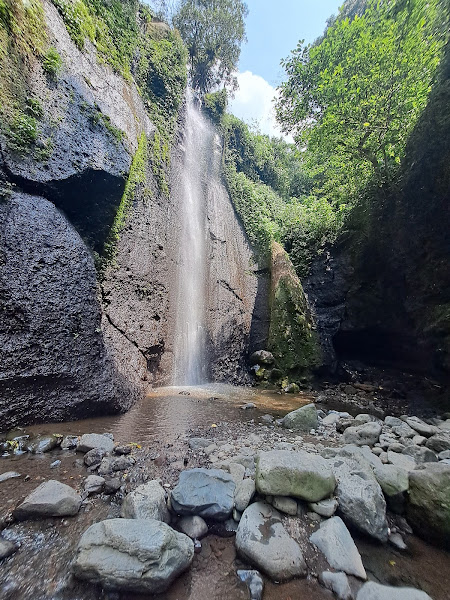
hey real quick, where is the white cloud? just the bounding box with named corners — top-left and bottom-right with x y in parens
top-left (229, 71), bottom-right (293, 142)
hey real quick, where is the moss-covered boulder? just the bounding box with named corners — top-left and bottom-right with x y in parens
top-left (268, 242), bottom-right (321, 378)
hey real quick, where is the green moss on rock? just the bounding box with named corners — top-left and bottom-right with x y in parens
top-left (268, 241), bottom-right (321, 377)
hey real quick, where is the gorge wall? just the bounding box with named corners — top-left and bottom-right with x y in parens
top-left (0, 0), bottom-right (267, 428)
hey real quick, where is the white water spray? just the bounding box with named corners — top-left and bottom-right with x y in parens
top-left (172, 93), bottom-right (211, 385)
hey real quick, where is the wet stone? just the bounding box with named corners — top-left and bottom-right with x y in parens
top-left (77, 434), bottom-right (114, 454)
top-left (60, 435), bottom-right (78, 450)
top-left (0, 472), bottom-right (21, 483)
top-left (178, 515), bottom-right (208, 539)
top-left (98, 455), bottom-right (135, 476)
top-left (26, 435), bottom-right (60, 454)
top-left (237, 569), bottom-right (264, 600)
top-left (319, 571), bottom-right (352, 600)
top-left (236, 501), bottom-right (306, 581)
top-left (171, 468), bottom-right (235, 521)
top-left (13, 480), bottom-right (82, 520)
top-left (121, 480), bottom-right (170, 523)
top-left (84, 448), bottom-right (107, 467)
top-left (84, 475), bottom-right (105, 495)
top-left (103, 478), bottom-right (121, 495)
top-left (0, 537), bottom-right (19, 560)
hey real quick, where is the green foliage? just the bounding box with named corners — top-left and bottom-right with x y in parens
top-left (43, 46), bottom-right (63, 77)
top-left (7, 113), bottom-right (38, 151)
top-left (173, 0), bottom-right (248, 94)
top-left (88, 106), bottom-right (125, 142)
top-left (276, 0), bottom-right (448, 206)
top-left (204, 89), bottom-right (228, 124)
top-left (101, 132), bottom-right (148, 271)
top-left (26, 97), bottom-right (43, 118)
top-left (50, 0), bottom-right (96, 50)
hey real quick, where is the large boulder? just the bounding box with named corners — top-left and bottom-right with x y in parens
top-left (121, 480), bottom-right (170, 523)
top-left (373, 464), bottom-right (409, 497)
top-left (13, 480), bottom-right (81, 520)
top-left (73, 519), bottom-right (194, 593)
top-left (281, 404), bottom-right (318, 431)
top-left (256, 450), bottom-right (335, 502)
top-left (328, 457), bottom-right (389, 542)
top-left (343, 422), bottom-right (382, 447)
top-left (310, 516), bottom-right (366, 579)
top-left (235, 502), bottom-right (306, 581)
top-left (425, 431), bottom-right (450, 453)
top-left (171, 469), bottom-right (235, 521)
top-left (407, 463), bottom-right (450, 548)
top-left (356, 581), bottom-right (432, 600)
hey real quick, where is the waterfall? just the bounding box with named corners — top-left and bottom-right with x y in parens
top-left (172, 92), bottom-right (212, 385)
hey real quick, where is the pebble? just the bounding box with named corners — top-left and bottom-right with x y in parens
top-left (0, 471), bottom-right (21, 483)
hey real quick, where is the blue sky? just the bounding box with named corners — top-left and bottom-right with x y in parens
top-left (230, 0), bottom-right (343, 138)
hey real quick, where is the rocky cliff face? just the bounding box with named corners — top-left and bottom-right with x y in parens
top-left (0, 0), bottom-right (265, 427)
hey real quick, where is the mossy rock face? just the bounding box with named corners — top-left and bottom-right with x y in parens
top-left (268, 242), bottom-right (321, 377)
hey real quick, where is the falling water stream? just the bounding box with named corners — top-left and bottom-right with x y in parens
top-left (172, 92), bottom-right (210, 385)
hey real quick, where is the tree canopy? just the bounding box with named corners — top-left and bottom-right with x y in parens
top-left (276, 0), bottom-right (448, 206)
top-left (173, 0), bottom-right (248, 94)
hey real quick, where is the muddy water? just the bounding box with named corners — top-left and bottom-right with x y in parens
top-left (1, 385), bottom-right (450, 600)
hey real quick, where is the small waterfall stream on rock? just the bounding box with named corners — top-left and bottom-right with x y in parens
top-left (172, 92), bottom-right (218, 385)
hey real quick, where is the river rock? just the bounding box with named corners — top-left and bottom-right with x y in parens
top-left (387, 450), bottom-right (416, 471)
top-left (249, 350), bottom-right (274, 366)
top-left (26, 435), bottom-right (60, 454)
top-left (425, 431), bottom-right (450, 453)
top-left (188, 438), bottom-right (212, 450)
top-left (319, 571), bottom-right (352, 600)
top-left (343, 422), bottom-right (382, 447)
top-left (84, 475), bottom-right (105, 495)
top-left (121, 480), bottom-right (170, 523)
top-left (0, 537), bottom-right (18, 560)
top-left (356, 581), bottom-right (432, 600)
top-left (407, 463), bottom-right (450, 547)
top-left (73, 518), bottom-right (194, 593)
top-left (77, 434), bottom-right (114, 454)
top-left (235, 478), bottom-right (256, 512)
top-left (404, 417), bottom-right (438, 437)
top-left (402, 446), bottom-right (438, 463)
top-left (310, 516), bottom-right (366, 579)
top-left (309, 497), bottom-right (338, 517)
top-left (61, 435), bottom-right (79, 450)
top-left (256, 450), bottom-right (335, 502)
top-left (281, 404), bottom-right (318, 431)
top-left (329, 457), bottom-right (388, 542)
top-left (98, 455), bottom-right (135, 475)
top-left (14, 480), bottom-right (82, 519)
top-left (171, 469), bottom-right (235, 521)
top-left (237, 569), bottom-right (264, 600)
top-left (322, 413), bottom-right (341, 426)
top-left (271, 496), bottom-right (298, 515)
top-left (178, 516), bottom-right (208, 539)
top-left (0, 472), bottom-right (21, 483)
top-left (84, 448), bottom-right (107, 467)
top-left (373, 464), bottom-right (409, 496)
top-left (236, 502), bottom-right (306, 581)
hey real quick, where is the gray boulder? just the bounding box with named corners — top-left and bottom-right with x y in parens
top-left (171, 469), bottom-right (235, 521)
top-left (373, 464), bottom-right (409, 497)
top-left (73, 519), bottom-right (194, 593)
top-left (61, 435), bottom-right (79, 450)
top-left (26, 435), bottom-right (60, 454)
top-left (236, 502), bottom-right (306, 581)
top-left (281, 404), bottom-right (318, 431)
top-left (14, 480), bottom-right (81, 519)
top-left (98, 455), bottom-right (135, 475)
top-left (343, 422), bottom-right (382, 447)
top-left (329, 457), bottom-right (388, 542)
top-left (402, 446), bottom-right (438, 464)
top-left (404, 417), bottom-right (438, 437)
top-left (84, 475), bottom-right (105, 495)
top-left (178, 516), bottom-right (208, 539)
top-left (271, 496), bottom-right (298, 515)
top-left (77, 434), bottom-right (114, 454)
top-left (310, 516), bottom-right (366, 579)
top-left (407, 463), bottom-right (450, 548)
top-left (387, 451), bottom-right (416, 471)
top-left (121, 480), bottom-right (170, 523)
top-left (235, 478), bottom-right (256, 512)
top-left (256, 450), bottom-right (335, 502)
top-left (356, 581), bottom-right (432, 600)
top-left (319, 571), bottom-right (353, 600)
top-left (426, 431), bottom-right (450, 453)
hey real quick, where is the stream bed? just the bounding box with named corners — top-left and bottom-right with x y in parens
top-left (1, 385), bottom-right (450, 600)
